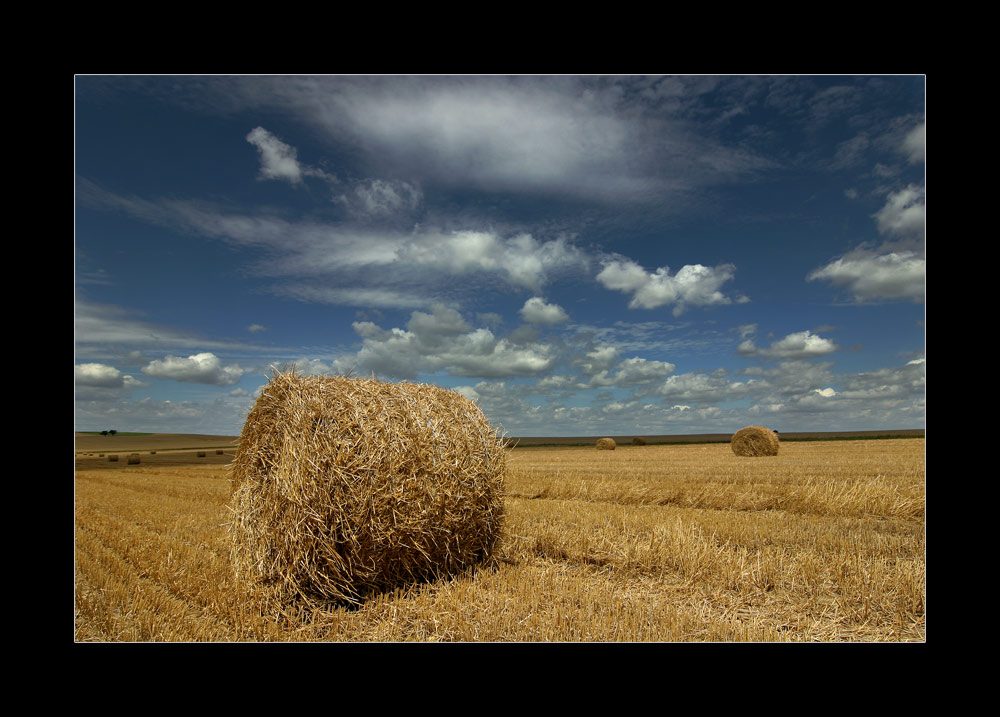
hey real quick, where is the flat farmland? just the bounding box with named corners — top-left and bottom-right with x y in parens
top-left (74, 436), bottom-right (925, 642)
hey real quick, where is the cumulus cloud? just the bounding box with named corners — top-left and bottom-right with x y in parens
top-left (596, 258), bottom-right (742, 314)
top-left (520, 297), bottom-right (569, 325)
top-left (142, 352), bottom-right (246, 386)
top-left (807, 247), bottom-right (924, 303)
top-left (655, 371), bottom-right (750, 404)
top-left (873, 184), bottom-right (925, 240)
top-left (76, 362), bottom-right (125, 388)
top-left (75, 362), bottom-right (150, 401)
top-left (738, 331), bottom-right (839, 360)
top-left (584, 357), bottom-right (677, 388)
top-left (808, 184), bottom-right (925, 303)
top-left (342, 305), bottom-right (556, 380)
top-left (576, 345), bottom-right (622, 376)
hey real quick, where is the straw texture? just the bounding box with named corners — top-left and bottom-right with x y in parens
top-left (730, 426), bottom-right (780, 456)
top-left (595, 437), bottom-right (616, 450)
top-left (227, 369), bottom-right (507, 608)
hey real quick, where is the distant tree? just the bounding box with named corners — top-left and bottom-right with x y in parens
top-left (100, 431), bottom-right (108, 436)
top-left (109, 429), bottom-right (118, 436)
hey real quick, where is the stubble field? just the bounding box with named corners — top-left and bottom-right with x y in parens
top-left (74, 436), bottom-right (925, 642)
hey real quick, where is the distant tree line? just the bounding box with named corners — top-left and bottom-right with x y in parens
top-left (100, 430), bottom-right (118, 436)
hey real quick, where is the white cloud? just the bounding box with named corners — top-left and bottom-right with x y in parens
top-left (398, 231), bottom-right (587, 293)
top-left (311, 78), bottom-right (655, 201)
top-left (596, 258), bottom-right (739, 314)
top-left (75, 362), bottom-right (151, 401)
top-left (809, 181), bottom-right (925, 304)
top-left (246, 127), bottom-right (306, 184)
top-left (902, 122), bottom-right (925, 164)
top-left (342, 307), bottom-right (556, 380)
top-left (76, 362), bottom-right (124, 388)
top-left (814, 387), bottom-right (837, 397)
top-left (738, 331), bottom-right (839, 360)
top-left (874, 184), bottom-right (925, 240)
top-left (520, 297), bottom-right (569, 325)
top-left (337, 179), bottom-right (422, 216)
top-left (585, 357), bottom-right (677, 388)
top-left (807, 245), bottom-right (924, 303)
top-left (142, 352), bottom-right (246, 386)
top-left (656, 372), bottom-right (748, 404)
top-left (577, 345), bottom-right (621, 375)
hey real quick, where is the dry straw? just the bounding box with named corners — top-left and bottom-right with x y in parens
top-left (731, 426), bottom-right (780, 457)
top-left (227, 368), bottom-right (507, 609)
top-left (596, 437), bottom-right (616, 450)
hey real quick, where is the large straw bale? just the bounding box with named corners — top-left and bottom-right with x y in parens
top-left (731, 426), bottom-right (780, 456)
top-left (227, 369), bottom-right (507, 608)
top-left (595, 437), bottom-right (616, 450)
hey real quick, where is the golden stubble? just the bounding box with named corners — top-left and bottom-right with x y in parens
top-left (75, 438), bottom-right (924, 642)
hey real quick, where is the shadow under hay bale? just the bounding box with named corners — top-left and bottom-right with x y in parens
top-left (731, 426), bottom-right (780, 456)
top-left (227, 368), bottom-right (507, 609)
top-left (596, 437), bottom-right (616, 450)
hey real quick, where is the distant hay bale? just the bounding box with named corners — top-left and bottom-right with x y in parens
top-left (150, 451), bottom-right (156, 454)
top-left (107, 454), bottom-right (118, 462)
top-left (216, 449), bottom-right (224, 455)
top-left (227, 368), bottom-right (507, 608)
top-left (631, 437), bottom-right (647, 446)
top-left (595, 437), bottom-right (616, 450)
top-left (731, 426), bottom-right (780, 457)
top-left (197, 451), bottom-right (207, 458)
top-left (127, 454), bottom-right (140, 465)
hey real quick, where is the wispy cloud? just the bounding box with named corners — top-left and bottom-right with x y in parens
top-left (246, 126), bottom-right (335, 184)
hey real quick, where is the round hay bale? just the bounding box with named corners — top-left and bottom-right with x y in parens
top-left (631, 437), bottom-right (647, 446)
top-left (216, 449), bottom-right (224, 455)
top-left (197, 451), bottom-right (207, 458)
top-left (107, 454), bottom-right (118, 462)
top-left (227, 369), bottom-right (507, 608)
top-left (731, 426), bottom-right (780, 457)
top-left (595, 437), bottom-right (616, 450)
top-left (126, 453), bottom-right (140, 465)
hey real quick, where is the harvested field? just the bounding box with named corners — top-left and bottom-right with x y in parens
top-left (74, 435), bottom-right (925, 642)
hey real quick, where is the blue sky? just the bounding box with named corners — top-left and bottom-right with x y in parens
top-left (75, 75), bottom-right (925, 437)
